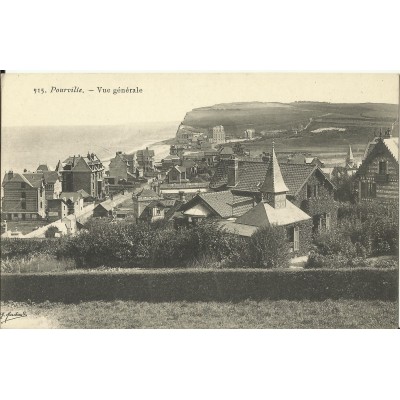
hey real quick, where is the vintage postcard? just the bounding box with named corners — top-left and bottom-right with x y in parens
top-left (1, 73), bottom-right (399, 328)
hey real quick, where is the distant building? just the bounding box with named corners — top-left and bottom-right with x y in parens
top-left (109, 151), bottom-right (138, 183)
top-left (136, 147), bottom-right (155, 173)
top-left (43, 171), bottom-right (62, 200)
top-left (60, 192), bottom-right (84, 215)
top-left (139, 200), bottom-right (166, 223)
top-left (218, 146), bottom-right (234, 160)
top-left (287, 154), bottom-right (325, 168)
top-left (47, 198), bottom-right (69, 221)
top-left (2, 171), bottom-right (46, 220)
top-left (166, 166), bottom-right (187, 184)
top-left (355, 130), bottom-right (398, 203)
top-left (161, 154), bottom-right (181, 171)
top-left (56, 152), bottom-right (105, 199)
top-left (244, 129), bottom-right (255, 140)
top-left (93, 203), bottom-right (114, 218)
top-left (209, 125), bottom-right (226, 144)
top-left (343, 145), bottom-right (358, 176)
top-left (132, 188), bottom-right (160, 220)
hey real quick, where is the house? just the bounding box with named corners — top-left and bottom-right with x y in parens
top-left (93, 203), bottom-right (114, 218)
top-left (166, 166), bottom-right (187, 184)
top-left (218, 146), bottom-right (234, 160)
top-left (139, 200), bottom-right (166, 223)
top-left (77, 189), bottom-right (93, 202)
top-left (210, 153), bottom-right (337, 232)
top-left (60, 192), bottom-right (84, 215)
top-left (161, 155), bottom-right (181, 171)
top-left (203, 150), bottom-right (219, 166)
top-left (136, 147), bottom-right (155, 173)
top-left (244, 129), bottom-right (255, 140)
top-left (209, 125), bottom-right (226, 144)
top-left (2, 171), bottom-right (46, 220)
top-left (287, 154), bottom-right (325, 168)
top-left (156, 182), bottom-right (210, 199)
top-left (43, 171), bottom-right (62, 200)
top-left (47, 198), bottom-right (69, 221)
top-left (218, 145), bottom-right (313, 255)
top-left (132, 188), bottom-right (160, 220)
top-left (179, 191), bottom-right (255, 222)
top-left (36, 164), bottom-right (49, 172)
top-left (108, 151), bottom-right (138, 183)
top-left (56, 152), bottom-right (106, 199)
top-left (355, 131), bottom-right (398, 203)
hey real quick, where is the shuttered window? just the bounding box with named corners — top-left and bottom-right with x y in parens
top-left (326, 213), bottom-right (331, 231)
top-left (294, 226), bottom-right (300, 251)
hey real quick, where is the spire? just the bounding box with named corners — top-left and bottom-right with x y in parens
top-left (260, 144), bottom-right (288, 197)
top-left (347, 145), bottom-right (354, 161)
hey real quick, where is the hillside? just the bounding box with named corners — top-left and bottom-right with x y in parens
top-left (179, 101), bottom-right (399, 156)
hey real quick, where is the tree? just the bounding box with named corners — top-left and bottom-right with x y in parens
top-left (45, 226), bottom-right (59, 238)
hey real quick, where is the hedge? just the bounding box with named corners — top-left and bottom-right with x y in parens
top-left (1, 268), bottom-right (397, 303)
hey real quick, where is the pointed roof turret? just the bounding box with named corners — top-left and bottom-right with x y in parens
top-left (260, 142), bottom-right (289, 194)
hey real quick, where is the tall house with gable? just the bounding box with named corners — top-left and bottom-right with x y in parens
top-left (355, 129), bottom-right (399, 203)
top-left (56, 152), bottom-right (105, 199)
top-left (2, 171), bottom-right (46, 220)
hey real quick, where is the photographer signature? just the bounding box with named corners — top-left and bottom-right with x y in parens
top-left (1, 311), bottom-right (28, 325)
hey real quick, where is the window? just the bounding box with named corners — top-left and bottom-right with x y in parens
top-left (21, 192), bottom-right (26, 199)
top-left (306, 184), bottom-right (312, 199)
top-left (286, 226), bottom-right (299, 252)
top-left (293, 226), bottom-right (300, 251)
top-left (326, 213), bottom-right (331, 231)
top-left (379, 161), bottom-right (388, 175)
top-left (361, 181), bottom-right (376, 199)
top-left (317, 213), bottom-right (331, 231)
top-left (313, 184), bottom-right (319, 197)
top-left (21, 183), bottom-right (26, 189)
top-left (156, 208), bottom-right (161, 215)
top-left (21, 200), bottom-right (26, 210)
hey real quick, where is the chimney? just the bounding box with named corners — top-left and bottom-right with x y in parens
top-left (385, 128), bottom-right (392, 138)
top-left (179, 191), bottom-right (186, 202)
top-left (7, 171), bottom-right (13, 180)
top-left (227, 157), bottom-right (239, 187)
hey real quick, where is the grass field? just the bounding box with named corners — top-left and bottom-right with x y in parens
top-left (1, 299), bottom-right (397, 329)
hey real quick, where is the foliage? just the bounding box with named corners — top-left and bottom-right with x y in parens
top-left (310, 202), bottom-right (399, 267)
top-left (58, 220), bottom-right (258, 269)
top-left (1, 238), bottom-right (63, 260)
top-left (331, 169), bottom-right (357, 202)
top-left (248, 226), bottom-right (291, 268)
top-left (1, 268), bottom-right (397, 303)
top-left (44, 226), bottom-right (59, 238)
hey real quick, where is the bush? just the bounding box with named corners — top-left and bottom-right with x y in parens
top-left (1, 268), bottom-right (397, 302)
top-left (56, 220), bottom-right (287, 269)
top-left (248, 226), bottom-right (291, 268)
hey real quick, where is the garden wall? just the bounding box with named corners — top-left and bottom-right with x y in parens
top-left (1, 268), bottom-right (397, 303)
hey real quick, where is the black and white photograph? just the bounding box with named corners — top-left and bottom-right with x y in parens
top-left (1, 73), bottom-right (398, 329)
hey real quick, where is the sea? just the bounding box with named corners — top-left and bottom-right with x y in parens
top-left (1, 122), bottom-right (178, 173)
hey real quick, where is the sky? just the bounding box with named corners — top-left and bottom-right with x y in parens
top-left (1, 73), bottom-right (399, 127)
